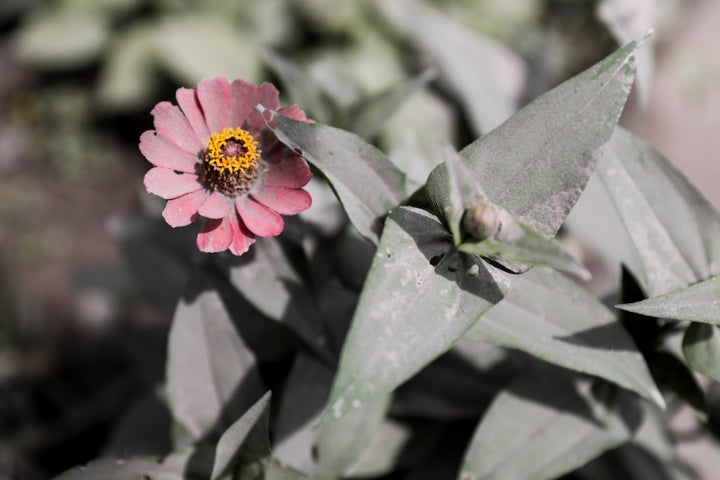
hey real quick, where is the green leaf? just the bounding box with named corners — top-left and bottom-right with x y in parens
top-left (324, 207), bottom-right (507, 421)
top-left (617, 275), bottom-right (720, 324)
top-left (459, 221), bottom-right (590, 279)
top-left (165, 274), bottom-right (264, 447)
top-left (597, 127), bottom-right (720, 296)
top-left (226, 237), bottom-right (332, 361)
top-left (683, 323), bottom-right (720, 383)
top-left (465, 268), bottom-right (664, 408)
top-left (262, 50), bottom-right (337, 124)
top-left (343, 419), bottom-right (417, 478)
top-left (14, 9), bottom-right (109, 67)
top-left (647, 351), bottom-right (706, 421)
top-left (438, 145), bottom-right (485, 245)
top-left (211, 392), bottom-right (272, 480)
top-left (153, 15), bottom-right (261, 85)
top-left (346, 69), bottom-right (436, 140)
top-left (377, 0), bottom-right (526, 134)
top-left (264, 112), bottom-right (408, 244)
top-left (428, 42), bottom-right (637, 243)
top-left (460, 368), bottom-right (642, 480)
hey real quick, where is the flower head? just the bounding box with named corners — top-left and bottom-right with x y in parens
top-left (140, 78), bottom-right (312, 255)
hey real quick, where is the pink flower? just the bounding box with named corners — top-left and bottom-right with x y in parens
top-left (140, 78), bottom-right (312, 255)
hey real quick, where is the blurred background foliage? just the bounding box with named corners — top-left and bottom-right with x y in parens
top-left (2, 0), bottom-right (720, 478)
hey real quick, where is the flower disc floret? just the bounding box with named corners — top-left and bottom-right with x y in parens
top-left (202, 127), bottom-right (262, 196)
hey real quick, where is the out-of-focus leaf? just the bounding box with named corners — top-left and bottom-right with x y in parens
top-left (64, 0), bottom-right (142, 15)
top-left (647, 351), bottom-right (706, 420)
top-left (324, 207), bottom-right (507, 421)
top-left (264, 458), bottom-right (314, 480)
top-left (597, 0), bottom-right (656, 108)
top-left (683, 323), bottom-right (720, 383)
top-left (376, 0), bottom-right (526, 134)
top-left (226, 237), bottom-right (332, 361)
top-left (427, 42), bottom-right (637, 248)
top-left (264, 113), bottom-right (408, 244)
top-left (465, 268), bottom-right (664, 408)
top-left (460, 368), bottom-right (643, 480)
top-left (153, 15), bottom-right (261, 85)
top-left (102, 392), bottom-right (172, 457)
top-left (263, 50), bottom-right (337, 124)
top-left (98, 24), bottom-right (157, 112)
top-left (598, 127), bottom-right (720, 297)
top-left (343, 419), bottom-right (416, 478)
top-left (459, 221), bottom-right (590, 279)
top-left (53, 449), bottom-right (212, 480)
top-left (14, 9), bottom-right (109, 67)
top-left (166, 275), bottom-right (264, 447)
top-left (617, 275), bottom-right (720, 324)
top-left (211, 392), bottom-right (271, 480)
top-left (346, 69), bottom-right (436, 140)
top-left (315, 395), bottom-right (391, 478)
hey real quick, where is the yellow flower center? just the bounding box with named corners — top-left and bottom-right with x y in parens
top-left (205, 127), bottom-right (261, 175)
top-left (202, 127), bottom-right (262, 196)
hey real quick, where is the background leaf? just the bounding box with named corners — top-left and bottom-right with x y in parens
top-left (683, 323), bottom-right (720, 383)
top-left (427, 42), bottom-right (638, 242)
top-left (165, 274), bottom-right (264, 447)
top-left (465, 267), bottom-right (663, 408)
top-left (460, 367), bottom-right (643, 480)
top-left (597, 127), bottom-right (720, 296)
top-left (266, 113), bottom-right (408, 244)
top-left (324, 207), bottom-right (507, 421)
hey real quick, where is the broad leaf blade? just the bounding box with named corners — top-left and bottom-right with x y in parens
top-left (598, 127), bottom-right (720, 296)
top-left (211, 392), bottom-right (272, 480)
top-left (466, 268), bottom-right (663, 408)
top-left (617, 275), bottom-right (720, 324)
top-left (265, 113), bottom-right (408, 244)
top-left (324, 207), bottom-right (507, 421)
top-left (166, 275), bottom-right (264, 447)
top-left (460, 368), bottom-right (642, 480)
top-left (683, 323), bottom-right (720, 383)
top-left (431, 42), bottom-right (638, 240)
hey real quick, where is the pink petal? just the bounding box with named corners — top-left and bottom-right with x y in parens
top-left (198, 191), bottom-right (232, 219)
top-left (176, 87), bottom-right (210, 142)
top-left (228, 214), bottom-right (255, 256)
top-left (150, 101), bottom-right (205, 154)
top-left (252, 186), bottom-right (312, 215)
top-left (144, 167), bottom-right (203, 199)
top-left (264, 156), bottom-right (312, 189)
top-left (278, 104), bottom-right (312, 123)
top-left (228, 79), bottom-right (261, 129)
top-left (162, 189), bottom-right (207, 227)
top-left (197, 77), bottom-right (231, 134)
top-left (139, 131), bottom-right (198, 173)
top-left (235, 197), bottom-right (284, 237)
top-left (196, 217), bottom-right (232, 253)
top-left (247, 83), bottom-right (280, 132)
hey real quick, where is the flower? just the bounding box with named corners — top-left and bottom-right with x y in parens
top-left (140, 78), bottom-right (312, 255)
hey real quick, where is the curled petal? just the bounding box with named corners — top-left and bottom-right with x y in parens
top-left (198, 191), bottom-right (233, 219)
top-left (278, 104), bottom-right (313, 123)
top-left (197, 77), bottom-right (231, 134)
top-left (264, 156), bottom-right (312, 189)
top-left (176, 87), bottom-right (210, 142)
top-left (139, 131), bottom-right (198, 173)
top-left (197, 217), bottom-right (232, 253)
top-left (150, 102), bottom-right (204, 154)
top-left (144, 167), bottom-right (202, 200)
top-left (228, 214), bottom-right (256, 256)
top-left (229, 80), bottom-right (261, 129)
top-left (252, 186), bottom-right (312, 215)
top-left (235, 197), bottom-right (284, 237)
top-left (247, 83), bottom-right (280, 132)
top-left (162, 189), bottom-right (207, 227)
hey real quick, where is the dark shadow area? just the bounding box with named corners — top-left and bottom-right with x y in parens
top-left (554, 322), bottom-right (646, 352)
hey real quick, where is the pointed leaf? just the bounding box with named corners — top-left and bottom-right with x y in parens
top-left (460, 368), bottom-right (643, 480)
top-left (428, 42), bottom-right (638, 243)
top-left (465, 268), bottom-right (663, 408)
top-left (617, 275), bottom-right (720, 324)
top-left (683, 323), bottom-right (720, 383)
top-left (211, 392), bottom-right (272, 480)
top-left (440, 145), bottom-right (485, 245)
top-left (377, 0), bottom-right (526, 134)
top-left (265, 112), bottom-right (408, 244)
top-left (598, 127), bottom-right (720, 296)
top-left (226, 237), bottom-right (332, 360)
top-left (324, 207), bottom-right (507, 421)
top-left (166, 275), bottom-right (264, 447)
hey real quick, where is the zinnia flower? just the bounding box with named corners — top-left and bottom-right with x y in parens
top-left (140, 78), bottom-right (312, 255)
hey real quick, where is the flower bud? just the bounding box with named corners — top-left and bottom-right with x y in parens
top-left (462, 202), bottom-right (501, 241)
